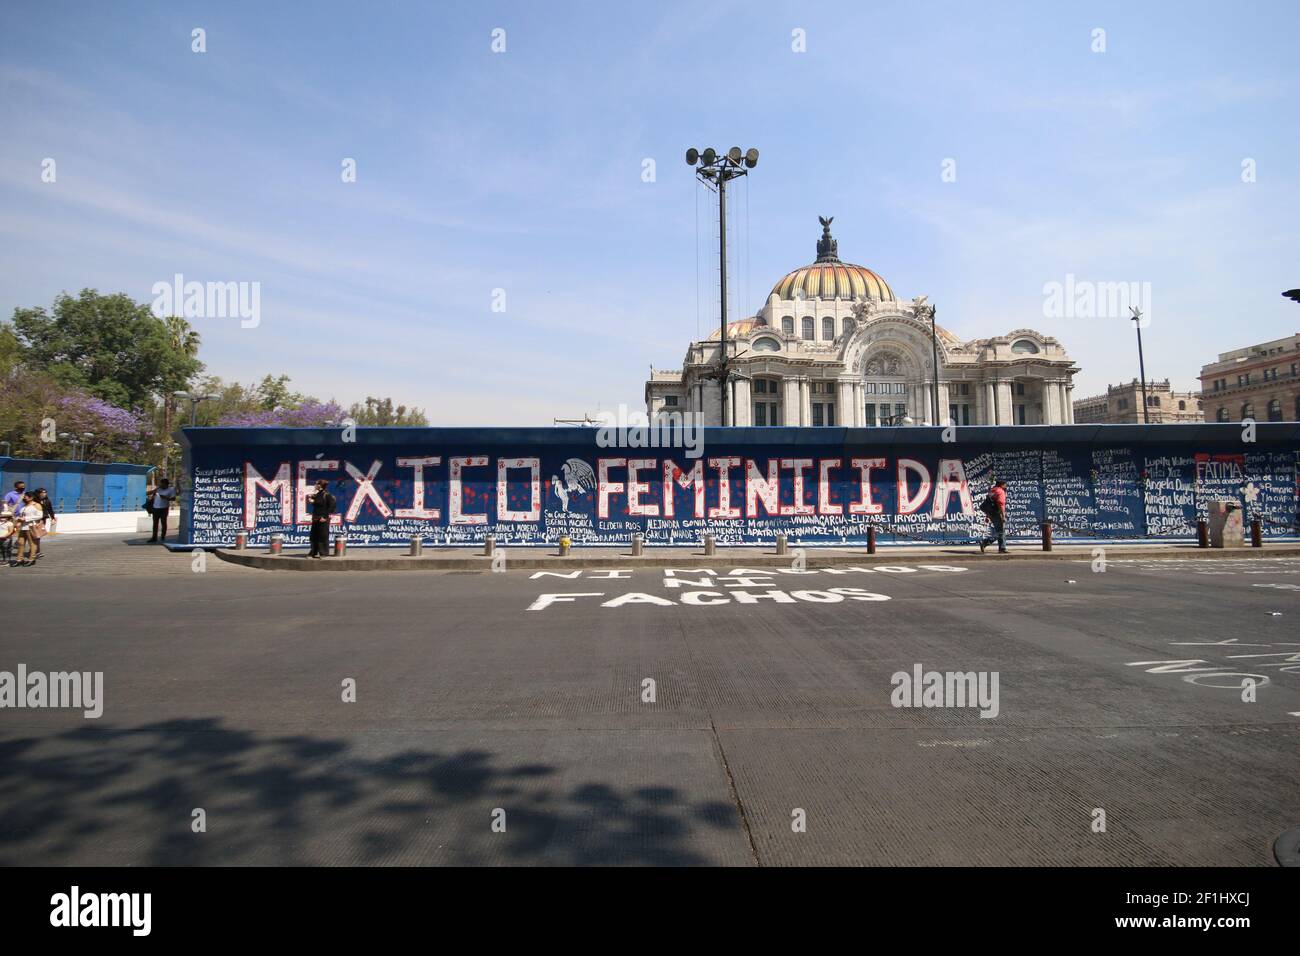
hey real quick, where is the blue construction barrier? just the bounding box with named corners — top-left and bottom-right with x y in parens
top-left (180, 424), bottom-right (1300, 548)
top-left (0, 458), bottom-right (155, 514)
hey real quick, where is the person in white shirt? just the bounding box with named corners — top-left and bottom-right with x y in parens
top-left (15, 494), bottom-right (44, 566)
top-left (0, 505), bottom-right (15, 566)
top-left (147, 478), bottom-right (178, 543)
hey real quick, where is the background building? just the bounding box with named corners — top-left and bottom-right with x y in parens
top-left (647, 219), bottom-right (1078, 426)
top-left (1072, 379), bottom-right (1202, 424)
top-left (1199, 333), bottom-right (1300, 422)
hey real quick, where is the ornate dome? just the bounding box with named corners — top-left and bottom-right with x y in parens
top-left (769, 217), bottom-right (894, 302)
top-left (707, 318), bottom-right (762, 340)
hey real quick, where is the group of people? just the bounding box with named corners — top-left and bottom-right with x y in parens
top-left (1, 480), bottom-right (56, 567)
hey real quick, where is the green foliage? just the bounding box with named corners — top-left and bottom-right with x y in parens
top-left (254, 374), bottom-right (305, 411)
top-left (2, 290), bottom-right (429, 463)
top-left (347, 395), bottom-right (429, 426)
top-left (9, 289), bottom-right (203, 409)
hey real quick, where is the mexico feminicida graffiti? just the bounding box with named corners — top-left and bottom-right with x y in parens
top-left (181, 425), bottom-right (1300, 548)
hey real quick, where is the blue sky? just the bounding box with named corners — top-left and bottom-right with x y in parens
top-left (2, 0), bottom-right (1297, 423)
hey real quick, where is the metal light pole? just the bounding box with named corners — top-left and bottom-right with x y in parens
top-left (1131, 307), bottom-right (1149, 424)
top-left (686, 146), bottom-right (759, 426)
top-left (174, 390), bottom-right (217, 427)
top-left (929, 306), bottom-right (941, 425)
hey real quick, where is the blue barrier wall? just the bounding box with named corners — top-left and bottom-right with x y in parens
top-left (180, 424), bottom-right (1300, 547)
top-left (0, 458), bottom-right (155, 514)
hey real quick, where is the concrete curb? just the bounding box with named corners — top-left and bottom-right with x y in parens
top-left (214, 544), bottom-right (1300, 572)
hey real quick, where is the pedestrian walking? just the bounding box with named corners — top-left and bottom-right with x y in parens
top-left (147, 478), bottom-right (177, 543)
top-left (15, 493), bottom-right (45, 566)
top-left (307, 479), bottom-right (336, 558)
top-left (978, 479), bottom-right (1009, 554)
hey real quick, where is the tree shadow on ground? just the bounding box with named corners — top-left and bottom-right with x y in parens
top-left (0, 719), bottom-right (741, 866)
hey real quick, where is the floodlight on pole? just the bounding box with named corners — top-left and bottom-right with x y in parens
top-left (686, 144), bottom-right (760, 426)
top-left (1131, 307), bottom-right (1150, 424)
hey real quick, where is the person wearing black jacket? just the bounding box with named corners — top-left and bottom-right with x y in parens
top-left (33, 488), bottom-right (55, 560)
top-left (307, 479), bottom-right (336, 558)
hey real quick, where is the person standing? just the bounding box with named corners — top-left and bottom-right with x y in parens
top-left (979, 479), bottom-right (1009, 554)
top-left (0, 504), bottom-right (15, 566)
top-left (15, 493), bottom-right (44, 566)
top-left (147, 478), bottom-right (177, 543)
top-left (307, 479), bottom-right (336, 559)
top-left (4, 480), bottom-right (25, 512)
top-left (32, 488), bottom-right (55, 560)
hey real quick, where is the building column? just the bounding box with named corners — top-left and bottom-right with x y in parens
top-left (1065, 383), bottom-right (1074, 423)
top-left (734, 377), bottom-right (751, 426)
top-left (782, 378), bottom-right (801, 427)
top-left (836, 380), bottom-right (854, 428)
top-left (936, 382), bottom-right (950, 425)
top-left (999, 380), bottom-right (1014, 425)
top-left (1045, 379), bottom-right (1061, 424)
top-left (1059, 382), bottom-right (1072, 423)
top-left (985, 381), bottom-right (998, 424)
top-left (800, 379), bottom-right (812, 426)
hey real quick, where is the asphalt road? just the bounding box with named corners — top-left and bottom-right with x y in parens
top-left (2, 535), bottom-right (1298, 866)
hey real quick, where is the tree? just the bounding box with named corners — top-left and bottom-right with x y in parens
top-left (0, 326), bottom-right (21, 377)
top-left (8, 289), bottom-right (201, 409)
top-left (255, 374), bottom-right (304, 411)
top-left (347, 395), bottom-right (429, 426)
top-left (159, 315), bottom-right (203, 439)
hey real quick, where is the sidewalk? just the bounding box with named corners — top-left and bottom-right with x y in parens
top-left (214, 541), bottom-right (1300, 572)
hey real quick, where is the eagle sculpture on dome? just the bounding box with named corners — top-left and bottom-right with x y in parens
top-left (815, 216), bottom-right (839, 262)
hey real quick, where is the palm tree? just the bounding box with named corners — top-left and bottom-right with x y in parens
top-left (161, 315), bottom-right (201, 444)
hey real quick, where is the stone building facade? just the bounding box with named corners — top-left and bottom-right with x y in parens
top-left (1072, 379), bottom-right (1203, 424)
top-left (1199, 333), bottom-right (1300, 423)
top-left (646, 218), bottom-right (1078, 426)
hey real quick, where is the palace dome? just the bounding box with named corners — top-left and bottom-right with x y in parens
top-left (769, 217), bottom-right (894, 302)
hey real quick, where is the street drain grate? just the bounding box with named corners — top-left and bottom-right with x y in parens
top-left (1273, 828), bottom-right (1300, 867)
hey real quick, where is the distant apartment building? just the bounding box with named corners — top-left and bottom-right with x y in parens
top-left (1200, 333), bottom-right (1300, 423)
top-left (1072, 379), bottom-right (1202, 424)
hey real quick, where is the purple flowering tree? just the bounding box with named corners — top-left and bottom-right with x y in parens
top-left (220, 399), bottom-right (347, 427)
top-left (56, 392), bottom-right (152, 460)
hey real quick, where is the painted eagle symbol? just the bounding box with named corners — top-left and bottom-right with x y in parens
top-left (551, 458), bottom-right (596, 512)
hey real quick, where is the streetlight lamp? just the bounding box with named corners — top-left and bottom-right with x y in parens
top-left (173, 390), bottom-right (217, 427)
top-left (1130, 307), bottom-right (1149, 424)
top-left (686, 145), bottom-right (759, 426)
top-left (929, 305), bottom-right (941, 425)
top-left (59, 431), bottom-right (92, 460)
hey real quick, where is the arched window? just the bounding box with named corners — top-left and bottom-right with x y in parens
top-left (752, 336), bottom-right (781, 352)
top-left (781, 316), bottom-right (794, 335)
top-left (752, 377), bottom-right (782, 426)
top-left (822, 316), bottom-right (835, 340)
top-left (801, 317), bottom-right (814, 340)
top-left (1178, 400), bottom-right (1186, 410)
top-left (1241, 402), bottom-right (1255, 420)
top-left (1268, 398), bottom-right (1282, 421)
top-left (1216, 407), bottom-right (1229, 422)
top-left (1011, 339), bottom-right (1040, 354)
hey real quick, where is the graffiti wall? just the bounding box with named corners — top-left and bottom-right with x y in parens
top-left (181, 425), bottom-right (1300, 547)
